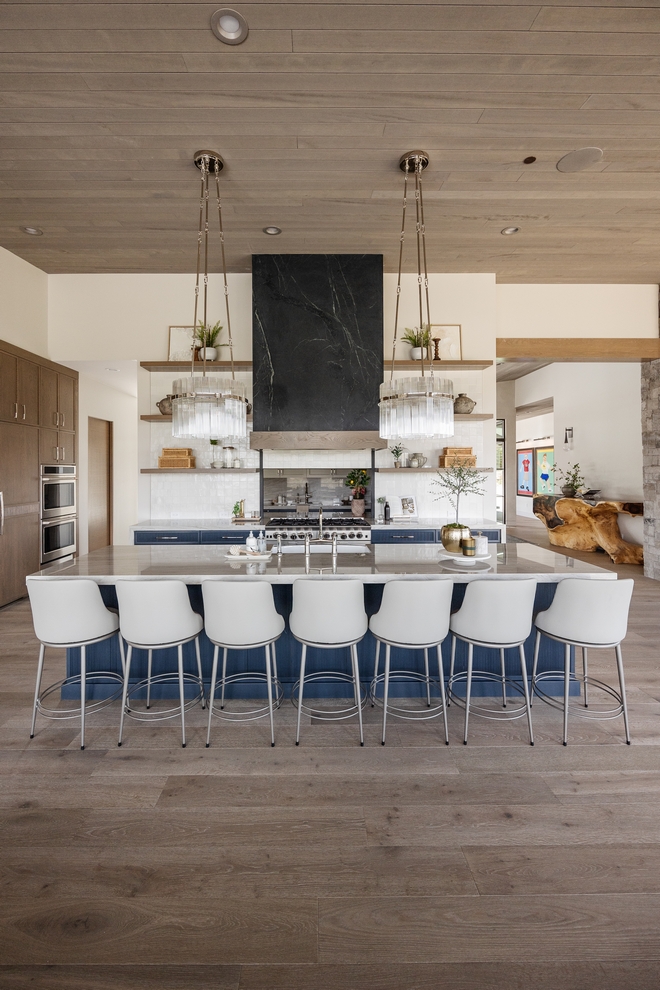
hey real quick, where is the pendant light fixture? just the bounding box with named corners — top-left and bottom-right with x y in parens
top-left (379, 151), bottom-right (455, 441)
top-left (171, 150), bottom-right (247, 441)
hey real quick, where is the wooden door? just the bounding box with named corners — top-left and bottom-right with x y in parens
top-left (58, 374), bottom-right (75, 431)
top-left (0, 423), bottom-right (39, 506)
top-left (88, 417), bottom-right (112, 551)
top-left (0, 350), bottom-right (17, 423)
top-left (39, 367), bottom-right (58, 428)
top-left (17, 359), bottom-right (39, 427)
top-left (0, 512), bottom-right (40, 607)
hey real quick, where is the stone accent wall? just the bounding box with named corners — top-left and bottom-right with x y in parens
top-left (642, 359), bottom-right (660, 580)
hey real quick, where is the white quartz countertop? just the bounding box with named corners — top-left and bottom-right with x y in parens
top-left (34, 543), bottom-right (614, 584)
top-left (131, 517), bottom-right (505, 532)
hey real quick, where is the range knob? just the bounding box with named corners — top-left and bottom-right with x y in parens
top-left (348, 531), bottom-right (355, 539)
top-left (340, 533), bottom-right (348, 539)
top-left (290, 533), bottom-right (298, 540)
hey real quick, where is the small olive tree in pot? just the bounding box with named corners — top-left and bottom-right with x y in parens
top-left (432, 462), bottom-right (485, 553)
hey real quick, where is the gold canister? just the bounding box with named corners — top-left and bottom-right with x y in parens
top-left (462, 536), bottom-right (476, 557)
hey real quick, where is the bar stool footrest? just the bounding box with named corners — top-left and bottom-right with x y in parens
top-left (210, 672), bottom-right (284, 721)
top-left (125, 672), bottom-right (204, 721)
top-left (291, 671), bottom-right (366, 721)
top-left (36, 672), bottom-right (124, 719)
top-left (533, 671), bottom-right (625, 719)
top-left (370, 670), bottom-right (446, 720)
top-left (449, 671), bottom-right (530, 721)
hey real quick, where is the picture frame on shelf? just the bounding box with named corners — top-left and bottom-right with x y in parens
top-left (517, 448), bottom-right (534, 496)
top-left (534, 446), bottom-right (555, 495)
top-left (390, 495), bottom-right (418, 519)
top-left (168, 325), bottom-right (196, 362)
top-left (429, 324), bottom-right (463, 361)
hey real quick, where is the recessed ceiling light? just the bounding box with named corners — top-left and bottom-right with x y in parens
top-left (263, 226), bottom-right (282, 235)
top-left (501, 226), bottom-right (520, 235)
top-left (211, 8), bottom-right (249, 45)
top-left (523, 156), bottom-right (537, 165)
top-left (105, 368), bottom-right (120, 372)
top-left (556, 147), bottom-right (603, 173)
top-left (20, 226), bottom-right (43, 236)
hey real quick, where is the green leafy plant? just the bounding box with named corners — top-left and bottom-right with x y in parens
top-left (377, 496), bottom-right (386, 506)
top-left (432, 463), bottom-right (485, 524)
top-left (390, 443), bottom-right (404, 462)
top-left (232, 501), bottom-right (242, 517)
top-left (555, 462), bottom-right (586, 492)
top-left (345, 468), bottom-right (369, 499)
top-left (209, 438), bottom-right (218, 446)
top-left (402, 325), bottom-right (431, 348)
top-left (195, 320), bottom-right (223, 348)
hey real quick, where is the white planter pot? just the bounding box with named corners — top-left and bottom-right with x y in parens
top-left (198, 347), bottom-right (217, 361)
top-left (409, 347), bottom-right (429, 361)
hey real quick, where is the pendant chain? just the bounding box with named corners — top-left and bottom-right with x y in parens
top-left (215, 168), bottom-right (235, 381)
top-left (191, 158), bottom-right (206, 378)
top-left (389, 171), bottom-right (407, 384)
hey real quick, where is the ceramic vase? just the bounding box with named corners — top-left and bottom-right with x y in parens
top-left (156, 396), bottom-right (173, 416)
top-left (351, 499), bottom-right (366, 517)
top-left (561, 485), bottom-right (576, 498)
top-left (454, 393), bottom-right (476, 414)
top-left (198, 346), bottom-right (217, 361)
top-left (410, 346), bottom-right (429, 361)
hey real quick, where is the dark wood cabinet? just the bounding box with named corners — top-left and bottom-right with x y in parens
top-left (58, 374), bottom-right (75, 431)
top-left (39, 367), bottom-right (59, 428)
top-left (0, 512), bottom-right (40, 608)
top-left (0, 423), bottom-right (39, 506)
top-left (0, 351), bottom-right (17, 423)
top-left (0, 353), bottom-right (40, 426)
top-left (0, 338), bottom-right (78, 604)
top-left (17, 359), bottom-right (39, 427)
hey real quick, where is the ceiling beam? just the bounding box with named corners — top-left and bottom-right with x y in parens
top-left (497, 338), bottom-right (660, 362)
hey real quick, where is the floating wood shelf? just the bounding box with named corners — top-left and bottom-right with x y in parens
top-left (140, 468), bottom-right (259, 475)
top-left (455, 413), bottom-right (493, 421)
top-left (392, 360), bottom-right (493, 371)
top-left (377, 467), bottom-right (494, 473)
top-left (140, 359), bottom-right (492, 374)
top-left (140, 413), bottom-right (253, 423)
top-left (140, 360), bottom-right (253, 373)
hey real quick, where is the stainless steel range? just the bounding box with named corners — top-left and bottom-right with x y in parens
top-left (266, 512), bottom-right (371, 544)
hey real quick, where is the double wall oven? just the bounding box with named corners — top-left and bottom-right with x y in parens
top-left (40, 464), bottom-right (77, 563)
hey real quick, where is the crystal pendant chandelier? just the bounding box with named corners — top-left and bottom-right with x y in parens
top-left (379, 151), bottom-right (454, 441)
top-left (171, 151), bottom-right (247, 441)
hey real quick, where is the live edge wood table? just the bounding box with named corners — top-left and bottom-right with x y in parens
top-left (31, 543), bottom-right (616, 704)
top-left (533, 495), bottom-right (644, 565)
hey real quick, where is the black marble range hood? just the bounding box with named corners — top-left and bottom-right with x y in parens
top-left (251, 254), bottom-right (386, 449)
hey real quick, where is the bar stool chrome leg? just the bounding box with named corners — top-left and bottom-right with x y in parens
top-left (582, 647), bottom-right (589, 707)
top-left (30, 644), bottom-right (46, 739)
top-left (295, 644), bottom-right (307, 746)
top-left (615, 644), bottom-right (631, 744)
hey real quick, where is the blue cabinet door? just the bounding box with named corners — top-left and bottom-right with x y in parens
top-left (134, 531), bottom-right (200, 545)
top-left (201, 531), bottom-right (245, 544)
top-left (371, 530), bottom-right (437, 544)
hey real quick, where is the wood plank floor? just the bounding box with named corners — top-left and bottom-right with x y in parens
top-left (1, 549), bottom-right (660, 989)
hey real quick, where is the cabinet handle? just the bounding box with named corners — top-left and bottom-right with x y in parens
top-left (60, 413), bottom-right (65, 427)
top-left (14, 403), bottom-right (18, 420)
top-left (22, 404), bottom-right (26, 421)
top-left (0, 491), bottom-right (4, 536)
top-left (53, 446), bottom-right (59, 461)
top-left (156, 536), bottom-right (178, 541)
top-left (53, 412), bottom-right (58, 427)
top-left (392, 534), bottom-right (414, 540)
top-left (60, 446), bottom-right (65, 461)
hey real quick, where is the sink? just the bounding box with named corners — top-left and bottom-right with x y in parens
top-left (279, 543), bottom-right (369, 555)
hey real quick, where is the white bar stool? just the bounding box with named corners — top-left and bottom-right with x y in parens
top-left (26, 577), bottom-right (125, 750)
top-left (532, 578), bottom-right (633, 745)
top-left (369, 579), bottom-right (453, 745)
top-left (116, 580), bottom-right (204, 748)
top-left (448, 579), bottom-right (537, 745)
top-left (290, 579), bottom-right (368, 746)
top-left (202, 580), bottom-right (285, 747)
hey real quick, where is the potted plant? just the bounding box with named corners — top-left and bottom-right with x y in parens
top-left (432, 462), bottom-right (485, 553)
top-left (195, 320), bottom-right (223, 361)
top-left (376, 495), bottom-right (386, 522)
top-left (402, 325), bottom-right (431, 360)
top-left (555, 462), bottom-right (586, 498)
top-left (345, 468), bottom-right (369, 518)
top-left (390, 443), bottom-right (405, 468)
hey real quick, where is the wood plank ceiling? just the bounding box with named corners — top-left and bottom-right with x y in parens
top-left (2, 1), bottom-right (660, 280)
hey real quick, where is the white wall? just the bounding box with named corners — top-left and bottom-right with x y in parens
top-left (515, 363), bottom-right (643, 527)
top-left (0, 246), bottom-right (48, 356)
top-left (497, 284), bottom-right (658, 339)
top-left (48, 273), bottom-right (253, 362)
top-left (77, 374), bottom-right (138, 553)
